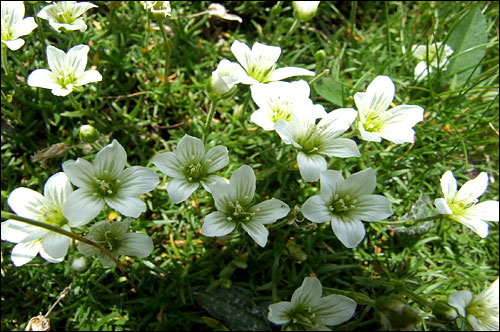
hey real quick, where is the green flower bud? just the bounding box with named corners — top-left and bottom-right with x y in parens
top-left (314, 49), bottom-right (327, 71)
top-left (70, 256), bottom-right (91, 273)
top-left (432, 300), bottom-right (458, 322)
top-left (374, 295), bottom-right (422, 331)
top-left (292, 1), bottom-right (320, 21)
top-left (79, 125), bottom-right (100, 144)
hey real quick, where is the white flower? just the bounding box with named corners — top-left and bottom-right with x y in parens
top-left (292, 1), bottom-right (321, 21)
top-left (275, 108), bottom-right (360, 182)
top-left (302, 168), bottom-right (393, 248)
top-left (354, 75), bottom-right (424, 144)
top-left (412, 42), bottom-right (454, 81)
top-left (210, 59), bottom-right (246, 99)
top-left (207, 3), bottom-right (242, 23)
top-left (141, 1), bottom-right (171, 17)
top-left (268, 277), bottom-right (357, 330)
top-left (153, 134), bottom-right (229, 204)
top-left (230, 40), bottom-right (315, 84)
top-left (62, 140), bottom-right (160, 224)
top-left (27, 44), bottom-right (102, 96)
top-left (250, 80), bottom-right (326, 131)
top-left (1, 172), bottom-right (85, 266)
top-left (1, 1), bottom-right (38, 51)
top-left (434, 170), bottom-right (499, 238)
top-left (37, 1), bottom-right (97, 32)
top-left (78, 219), bottom-right (154, 267)
top-left (449, 278), bottom-right (499, 331)
top-left (202, 165), bottom-right (290, 247)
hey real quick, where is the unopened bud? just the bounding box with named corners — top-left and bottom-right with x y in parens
top-left (79, 125), bottom-right (100, 144)
top-left (432, 300), bottom-right (458, 322)
top-left (374, 295), bottom-right (422, 331)
top-left (292, 1), bottom-right (320, 21)
top-left (25, 315), bottom-right (50, 331)
top-left (70, 256), bottom-right (91, 273)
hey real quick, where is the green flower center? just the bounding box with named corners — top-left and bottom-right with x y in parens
top-left (288, 306), bottom-right (321, 330)
top-left (449, 199), bottom-right (476, 217)
top-left (184, 162), bottom-right (206, 183)
top-left (94, 229), bottom-right (122, 252)
top-left (225, 200), bottom-right (256, 224)
top-left (1, 16), bottom-right (13, 40)
top-left (40, 205), bottom-right (68, 227)
top-left (246, 56), bottom-right (276, 83)
top-left (92, 171), bottom-right (121, 198)
top-left (55, 10), bottom-right (78, 24)
top-left (270, 99), bottom-right (293, 123)
top-left (328, 194), bottom-right (357, 217)
top-left (55, 71), bottom-right (77, 89)
top-left (296, 124), bottom-right (325, 154)
top-left (361, 110), bottom-right (387, 133)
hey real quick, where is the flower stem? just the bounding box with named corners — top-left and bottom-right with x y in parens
top-left (1, 211), bottom-right (136, 290)
top-left (308, 69), bottom-right (330, 86)
top-left (281, 18), bottom-right (300, 45)
top-left (2, 46), bottom-right (10, 75)
top-left (158, 18), bottom-right (172, 85)
top-left (378, 215), bottom-right (442, 225)
top-left (203, 99), bottom-right (219, 143)
top-left (145, 11), bottom-right (151, 49)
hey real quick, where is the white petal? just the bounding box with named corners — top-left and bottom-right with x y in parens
top-left (360, 75), bottom-right (395, 114)
top-left (353, 92), bottom-right (365, 111)
top-left (209, 180), bottom-right (235, 213)
top-left (39, 247), bottom-right (64, 263)
top-left (319, 170), bottom-right (344, 200)
top-left (51, 86), bottom-right (73, 96)
top-left (455, 215), bottom-right (490, 238)
top-left (12, 17), bottom-right (37, 39)
top-left (62, 188), bottom-right (104, 225)
top-left (27, 69), bottom-right (60, 90)
top-left (342, 168), bottom-right (376, 197)
top-left (331, 215), bottom-right (366, 248)
top-left (71, 2), bottom-right (98, 17)
top-left (268, 67), bottom-right (315, 81)
top-left (46, 45), bottom-right (67, 74)
top-left (66, 44), bottom-right (89, 75)
top-left (318, 108), bottom-right (358, 135)
top-left (449, 290), bottom-right (473, 317)
top-left (1, 219), bottom-right (44, 243)
top-left (440, 170), bottom-right (457, 201)
top-left (291, 277), bottom-right (322, 307)
top-left (455, 172), bottom-right (489, 204)
top-left (297, 152), bottom-right (327, 182)
top-left (434, 198), bottom-right (453, 214)
top-left (3, 38), bottom-right (25, 51)
top-left (118, 166), bottom-right (159, 196)
top-left (352, 194), bottom-right (393, 221)
top-left (241, 221), bottom-right (269, 247)
top-left (250, 199), bottom-right (290, 224)
top-left (7, 187), bottom-right (46, 220)
top-left (153, 152), bottom-right (185, 178)
top-left (117, 233), bottom-right (154, 258)
top-left (230, 165), bottom-right (256, 204)
top-left (466, 201), bottom-right (499, 222)
top-left (231, 40), bottom-right (252, 71)
top-left (200, 175), bottom-right (226, 193)
top-left (275, 119), bottom-right (298, 146)
top-left (62, 158), bottom-right (95, 188)
top-left (302, 196), bottom-right (331, 223)
top-left (357, 121), bottom-right (382, 142)
top-left (314, 295), bottom-right (357, 326)
top-left (414, 62), bottom-right (429, 81)
top-left (204, 145), bottom-right (229, 173)
top-left (76, 70), bottom-right (102, 85)
top-left (11, 241), bottom-right (41, 266)
top-left (202, 211), bottom-right (236, 236)
top-left (105, 195), bottom-right (146, 218)
top-left (44, 172), bottom-right (73, 208)
top-left (252, 42), bottom-right (281, 64)
top-left (268, 302), bottom-right (293, 325)
top-left (320, 138), bottom-right (360, 158)
top-left (41, 229), bottom-right (70, 259)
top-left (94, 140), bottom-right (127, 177)
top-left (251, 109), bottom-right (275, 130)
top-left (167, 178), bottom-right (199, 204)
top-left (176, 134), bottom-right (205, 164)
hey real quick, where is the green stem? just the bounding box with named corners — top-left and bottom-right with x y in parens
top-left (378, 215), bottom-right (442, 225)
top-left (384, 2), bottom-right (392, 75)
top-left (2, 46), bottom-right (10, 75)
top-left (145, 11), bottom-right (151, 49)
top-left (1, 211), bottom-right (136, 290)
top-left (308, 69), bottom-right (330, 86)
top-left (264, 1), bottom-right (283, 41)
top-left (202, 100), bottom-right (219, 143)
top-left (323, 287), bottom-right (376, 306)
top-left (92, 142), bottom-right (104, 150)
top-left (281, 18), bottom-right (300, 45)
top-left (158, 18), bottom-right (172, 85)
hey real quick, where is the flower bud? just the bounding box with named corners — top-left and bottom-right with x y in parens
top-left (70, 256), bottom-right (90, 273)
top-left (210, 59), bottom-right (241, 100)
top-left (79, 125), bottom-right (100, 144)
top-left (431, 300), bottom-right (458, 322)
top-left (292, 1), bottom-right (321, 21)
top-left (25, 315), bottom-right (50, 331)
top-left (374, 295), bottom-right (422, 331)
top-left (314, 49), bottom-right (327, 71)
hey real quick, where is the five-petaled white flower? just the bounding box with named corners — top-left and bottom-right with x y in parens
top-left (275, 108), bottom-right (360, 182)
top-left (1, 1), bottom-right (38, 51)
top-left (153, 134), bottom-right (229, 204)
top-left (250, 80), bottom-right (326, 131)
top-left (292, 1), bottom-right (321, 21)
top-left (62, 139), bottom-right (160, 224)
top-left (27, 44), bottom-right (102, 96)
top-left (302, 168), bottom-right (393, 248)
top-left (37, 1), bottom-right (97, 32)
top-left (1, 173), bottom-right (86, 266)
top-left (141, 1), bottom-right (171, 17)
top-left (202, 165), bottom-right (290, 247)
top-left (354, 75), bottom-right (424, 144)
top-left (412, 42), bottom-right (454, 81)
top-left (434, 170), bottom-right (499, 238)
top-left (210, 59), bottom-right (246, 99)
top-left (230, 40), bottom-right (315, 85)
top-left (448, 277), bottom-right (499, 331)
top-left (78, 218), bottom-right (154, 267)
top-left (268, 277), bottom-right (357, 330)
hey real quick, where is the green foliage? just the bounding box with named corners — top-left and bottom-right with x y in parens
top-left (1, 1), bottom-right (498, 331)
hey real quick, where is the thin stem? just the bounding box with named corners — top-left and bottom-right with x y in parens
top-left (202, 99), bottom-right (219, 143)
top-left (378, 215), bottom-right (442, 225)
top-left (308, 69), bottom-right (330, 86)
top-left (264, 1), bottom-right (283, 40)
top-left (1, 211), bottom-right (136, 290)
top-left (145, 11), bottom-right (151, 49)
top-left (281, 18), bottom-right (300, 45)
top-left (2, 46), bottom-right (10, 75)
top-left (158, 18), bottom-right (172, 85)
top-left (384, 2), bottom-right (392, 75)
